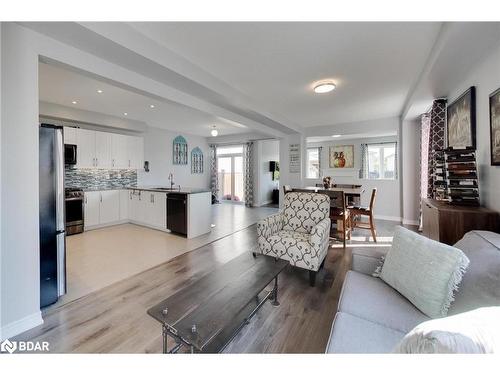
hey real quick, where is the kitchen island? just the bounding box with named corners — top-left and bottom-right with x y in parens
top-left (83, 186), bottom-right (212, 239)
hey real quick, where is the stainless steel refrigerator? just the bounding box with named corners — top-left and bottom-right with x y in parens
top-left (39, 124), bottom-right (66, 308)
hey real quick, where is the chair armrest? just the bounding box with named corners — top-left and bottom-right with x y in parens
top-left (351, 247), bottom-right (389, 275)
top-left (309, 217), bottom-right (331, 259)
top-left (257, 213), bottom-right (284, 239)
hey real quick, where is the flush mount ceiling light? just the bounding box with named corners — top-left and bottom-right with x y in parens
top-left (123, 112), bottom-right (128, 116)
top-left (211, 126), bottom-right (218, 137)
top-left (150, 104), bottom-right (155, 108)
top-left (313, 82), bottom-right (336, 94)
top-left (71, 100), bottom-right (77, 104)
top-left (331, 134), bottom-right (341, 138)
top-left (97, 89), bottom-right (103, 94)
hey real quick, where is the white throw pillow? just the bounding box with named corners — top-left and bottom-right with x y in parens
top-left (394, 307), bottom-right (500, 353)
top-left (380, 226), bottom-right (469, 318)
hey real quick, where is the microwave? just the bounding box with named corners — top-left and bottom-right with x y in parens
top-left (65, 144), bottom-right (77, 165)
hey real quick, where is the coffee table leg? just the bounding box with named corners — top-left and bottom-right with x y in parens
top-left (271, 275), bottom-right (280, 306)
top-left (162, 325), bottom-right (168, 354)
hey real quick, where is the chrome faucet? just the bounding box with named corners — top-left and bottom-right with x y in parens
top-left (168, 172), bottom-right (175, 189)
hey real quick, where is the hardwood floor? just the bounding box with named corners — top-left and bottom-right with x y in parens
top-left (16, 219), bottom-right (407, 353)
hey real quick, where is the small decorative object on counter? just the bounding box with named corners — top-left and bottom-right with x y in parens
top-left (173, 135), bottom-right (188, 165)
top-left (323, 176), bottom-right (332, 189)
top-left (191, 147), bottom-right (204, 174)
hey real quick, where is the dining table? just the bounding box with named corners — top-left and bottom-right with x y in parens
top-left (300, 184), bottom-right (365, 205)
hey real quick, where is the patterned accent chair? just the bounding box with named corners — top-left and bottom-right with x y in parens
top-left (257, 192), bottom-right (331, 286)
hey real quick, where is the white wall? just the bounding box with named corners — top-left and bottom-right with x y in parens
top-left (306, 136), bottom-right (401, 221)
top-left (137, 126), bottom-right (210, 189)
top-left (279, 133), bottom-right (305, 207)
top-left (253, 139), bottom-right (279, 206)
top-left (444, 43), bottom-right (500, 213)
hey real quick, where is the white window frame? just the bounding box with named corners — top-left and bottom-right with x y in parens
top-left (366, 142), bottom-right (397, 180)
top-left (306, 147), bottom-right (321, 179)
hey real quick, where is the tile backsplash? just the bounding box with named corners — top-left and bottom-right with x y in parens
top-left (65, 167), bottom-right (137, 191)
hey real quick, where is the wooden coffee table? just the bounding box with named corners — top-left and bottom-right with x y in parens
top-left (147, 252), bottom-right (288, 353)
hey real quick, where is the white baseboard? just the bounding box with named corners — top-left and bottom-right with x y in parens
top-left (373, 214), bottom-right (401, 222)
top-left (402, 219), bottom-right (419, 226)
top-left (1, 311), bottom-right (43, 340)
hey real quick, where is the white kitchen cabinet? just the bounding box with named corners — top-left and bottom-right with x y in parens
top-left (84, 191), bottom-right (100, 228)
top-left (128, 136), bottom-right (144, 170)
top-left (76, 128), bottom-right (97, 168)
top-left (143, 191), bottom-right (167, 229)
top-left (119, 190), bottom-right (129, 221)
top-left (99, 190), bottom-right (120, 224)
top-left (129, 190), bottom-right (146, 223)
top-left (95, 132), bottom-right (113, 169)
top-left (112, 134), bottom-right (129, 169)
top-left (63, 126), bottom-right (77, 145)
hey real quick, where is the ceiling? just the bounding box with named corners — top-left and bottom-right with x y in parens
top-left (38, 62), bottom-right (249, 137)
top-left (130, 22), bottom-right (442, 127)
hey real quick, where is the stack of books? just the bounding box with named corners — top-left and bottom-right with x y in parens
top-left (433, 150), bottom-right (448, 201)
top-left (444, 148), bottom-right (480, 206)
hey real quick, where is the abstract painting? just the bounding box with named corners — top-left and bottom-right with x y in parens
top-left (329, 145), bottom-right (354, 168)
top-left (490, 87), bottom-right (500, 165)
top-left (173, 135), bottom-right (188, 165)
top-left (447, 86), bottom-right (476, 149)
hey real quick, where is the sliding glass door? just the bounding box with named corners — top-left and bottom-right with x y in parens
top-left (217, 146), bottom-right (244, 203)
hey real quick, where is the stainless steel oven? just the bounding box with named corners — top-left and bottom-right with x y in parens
top-left (65, 188), bottom-right (84, 235)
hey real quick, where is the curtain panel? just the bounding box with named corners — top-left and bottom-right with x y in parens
top-left (359, 143), bottom-right (368, 179)
top-left (209, 144), bottom-right (219, 204)
top-left (418, 99), bottom-right (446, 230)
top-left (243, 142), bottom-right (254, 207)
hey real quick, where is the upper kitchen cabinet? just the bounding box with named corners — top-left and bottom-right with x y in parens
top-left (128, 136), bottom-right (144, 170)
top-left (111, 134), bottom-right (129, 169)
top-left (63, 126), bottom-right (77, 145)
top-left (95, 131), bottom-right (113, 169)
top-left (76, 128), bottom-right (97, 168)
top-left (74, 128), bottom-right (144, 170)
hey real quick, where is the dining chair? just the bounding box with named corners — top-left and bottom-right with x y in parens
top-left (324, 190), bottom-right (351, 248)
top-left (283, 185), bottom-right (292, 195)
top-left (292, 188), bottom-right (313, 193)
top-left (349, 188), bottom-right (377, 242)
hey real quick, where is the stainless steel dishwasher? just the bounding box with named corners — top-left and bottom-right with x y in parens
top-left (167, 193), bottom-right (187, 235)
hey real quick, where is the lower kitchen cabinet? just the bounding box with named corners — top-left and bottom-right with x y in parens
top-left (84, 191), bottom-right (100, 228)
top-left (119, 190), bottom-right (129, 221)
top-left (129, 190), bottom-right (166, 229)
top-left (84, 190), bottom-right (120, 229)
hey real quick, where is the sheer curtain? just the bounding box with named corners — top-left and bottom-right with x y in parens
top-left (209, 144), bottom-right (219, 204)
top-left (359, 143), bottom-right (368, 179)
top-left (419, 99), bottom-right (446, 230)
top-left (243, 142), bottom-right (254, 207)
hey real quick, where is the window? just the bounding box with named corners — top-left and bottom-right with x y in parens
top-left (367, 143), bottom-right (397, 180)
top-left (306, 147), bottom-right (321, 179)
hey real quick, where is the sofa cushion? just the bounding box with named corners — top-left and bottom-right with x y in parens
top-left (450, 231), bottom-right (500, 315)
top-left (380, 226), bottom-right (470, 318)
top-left (326, 312), bottom-right (405, 353)
top-left (339, 271), bottom-right (428, 333)
top-left (281, 192), bottom-right (330, 234)
top-left (394, 307), bottom-right (500, 353)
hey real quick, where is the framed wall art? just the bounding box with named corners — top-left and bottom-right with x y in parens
top-left (489, 87), bottom-right (500, 165)
top-left (447, 86), bottom-right (476, 149)
top-left (173, 135), bottom-right (188, 165)
top-left (191, 147), bottom-right (204, 173)
top-left (329, 145), bottom-right (354, 168)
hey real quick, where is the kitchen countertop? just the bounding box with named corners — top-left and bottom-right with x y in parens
top-left (78, 186), bottom-right (211, 194)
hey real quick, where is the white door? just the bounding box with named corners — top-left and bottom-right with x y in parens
top-left (76, 129), bottom-right (96, 168)
top-left (95, 132), bottom-right (113, 169)
top-left (128, 136), bottom-right (144, 169)
top-left (84, 191), bottom-right (100, 227)
top-left (64, 126), bottom-right (77, 145)
top-left (119, 190), bottom-right (129, 221)
top-left (112, 134), bottom-right (129, 169)
top-left (99, 190), bottom-right (120, 224)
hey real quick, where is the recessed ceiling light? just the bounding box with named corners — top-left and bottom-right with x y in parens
top-left (313, 82), bottom-right (336, 94)
top-left (211, 126), bottom-right (218, 137)
top-left (123, 112), bottom-right (128, 116)
top-left (71, 100), bottom-right (77, 104)
top-left (149, 104), bottom-right (155, 109)
top-left (97, 90), bottom-right (103, 94)
top-left (331, 134), bottom-right (341, 138)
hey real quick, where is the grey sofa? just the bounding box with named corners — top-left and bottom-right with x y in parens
top-left (326, 230), bottom-right (500, 353)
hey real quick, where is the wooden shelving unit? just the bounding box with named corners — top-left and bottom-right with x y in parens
top-left (444, 148), bottom-right (479, 206)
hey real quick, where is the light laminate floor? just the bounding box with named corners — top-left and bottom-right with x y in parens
top-left (60, 203), bottom-right (278, 306)
top-left (18, 219), bottom-right (413, 353)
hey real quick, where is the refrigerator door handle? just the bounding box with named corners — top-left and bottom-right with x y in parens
top-left (56, 232), bottom-right (66, 297)
top-left (55, 128), bottom-right (65, 232)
